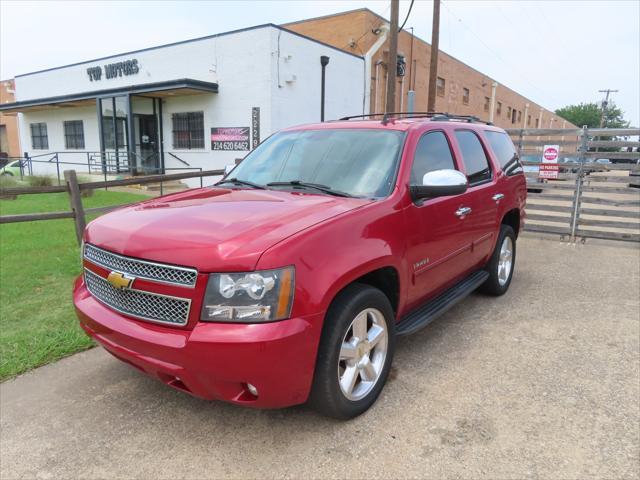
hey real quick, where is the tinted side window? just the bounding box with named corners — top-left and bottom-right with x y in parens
top-left (484, 131), bottom-right (522, 175)
top-left (410, 131), bottom-right (456, 185)
top-left (454, 130), bottom-right (492, 184)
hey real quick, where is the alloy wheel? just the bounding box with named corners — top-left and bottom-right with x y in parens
top-left (497, 236), bottom-right (514, 286)
top-left (337, 308), bottom-right (388, 401)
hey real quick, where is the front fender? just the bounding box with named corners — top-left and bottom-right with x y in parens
top-left (256, 200), bottom-right (407, 319)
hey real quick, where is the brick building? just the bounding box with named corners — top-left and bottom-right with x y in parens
top-left (284, 8), bottom-right (575, 129)
top-left (0, 79), bottom-right (21, 158)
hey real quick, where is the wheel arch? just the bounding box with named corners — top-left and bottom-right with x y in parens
top-left (323, 262), bottom-right (401, 319)
top-left (501, 208), bottom-right (521, 237)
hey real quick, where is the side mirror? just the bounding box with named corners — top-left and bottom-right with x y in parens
top-left (410, 169), bottom-right (468, 201)
top-left (224, 164), bottom-right (236, 175)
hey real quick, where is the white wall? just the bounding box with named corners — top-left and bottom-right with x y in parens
top-left (19, 107), bottom-right (99, 178)
top-left (269, 29), bottom-right (365, 130)
top-left (160, 27), bottom-right (273, 186)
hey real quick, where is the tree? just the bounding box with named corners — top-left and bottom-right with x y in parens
top-left (555, 101), bottom-right (630, 129)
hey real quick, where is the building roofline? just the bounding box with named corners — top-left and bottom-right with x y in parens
top-left (0, 79), bottom-right (219, 112)
top-left (14, 23), bottom-right (362, 79)
top-left (282, 7), bottom-right (375, 27)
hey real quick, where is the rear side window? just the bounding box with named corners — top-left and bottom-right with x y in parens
top-left (454, 130), bottom-right (492, 184)
top-left (410, 131), bottom-right (456, 185)
top-left (484, 130), bottom-right (522, 175)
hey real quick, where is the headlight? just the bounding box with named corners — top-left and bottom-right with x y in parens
top-left (200, 267), bottom-right (295, 322)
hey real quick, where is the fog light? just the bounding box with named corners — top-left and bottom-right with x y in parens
top-left (246, 383), bottom-right (258, 397)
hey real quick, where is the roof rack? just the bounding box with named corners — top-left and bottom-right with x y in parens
top-left (338, 112), bottom-right (446, 121)
top-left (337, 112), bottom-right (493, 126)
top-left (430, 114), bottom-right (493, 125)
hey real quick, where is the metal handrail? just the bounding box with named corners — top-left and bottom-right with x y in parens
top-left (167, 152), bottom-right (191, 167)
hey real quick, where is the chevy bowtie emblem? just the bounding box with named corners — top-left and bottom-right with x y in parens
top-left (107, 271), bottom-right (135, 290)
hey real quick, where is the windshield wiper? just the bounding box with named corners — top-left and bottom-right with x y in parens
top-left (216, 177), bottom-right (266, 189)
top-left (266, 180), bottom-right (354, 198)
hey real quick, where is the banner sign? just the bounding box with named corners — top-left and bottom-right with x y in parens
top-left (211, 127), bottom-right (250, 151)
top-left (251, 107), bottom-right (261, 149)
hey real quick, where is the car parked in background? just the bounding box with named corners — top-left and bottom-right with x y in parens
top-left (74, 113), bottom-right (527, 419)
top-left (0, 159), bottom-right (24, 176)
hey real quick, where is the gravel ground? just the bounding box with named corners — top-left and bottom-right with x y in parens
top-left (1, 235), bottom-right (639, 480)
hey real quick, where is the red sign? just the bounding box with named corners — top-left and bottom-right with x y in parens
top-left (543, 148), bottom-right (558, 161)
top-left (539, 164), bottom-right (560, 179)
top-left (542, 144), bottom-right (560, 164)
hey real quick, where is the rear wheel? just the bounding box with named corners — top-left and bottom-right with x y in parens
top-left (479, 224), bottom-right (516, 296)
top-left (309, 284), bottom-right (395, 419)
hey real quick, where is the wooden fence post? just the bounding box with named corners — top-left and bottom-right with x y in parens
top-left (64, 170), bottom-right (86, 246)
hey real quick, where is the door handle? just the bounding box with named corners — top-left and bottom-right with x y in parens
top-left (455, 207), bottom-right (472, 217)
top-left (492, 193), bottom-right (505, 201)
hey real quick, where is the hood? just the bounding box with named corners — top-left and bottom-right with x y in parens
top-left (85, 187), bottom-right (372, 271)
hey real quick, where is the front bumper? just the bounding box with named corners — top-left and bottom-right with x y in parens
top-left (73, 277), bottom-right (324, 408)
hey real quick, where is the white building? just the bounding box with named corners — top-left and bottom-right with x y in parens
top-left (1, 24), bottom-right (364, 185)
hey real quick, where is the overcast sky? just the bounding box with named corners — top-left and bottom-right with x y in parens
top-left (1, 0), bottom-right (638, 125)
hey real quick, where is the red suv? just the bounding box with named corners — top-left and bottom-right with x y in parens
top-left (74, 114), bottom-right (526, 419)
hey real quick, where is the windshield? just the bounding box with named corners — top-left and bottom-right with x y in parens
top-left (228, 129), bottom-right (405, 198)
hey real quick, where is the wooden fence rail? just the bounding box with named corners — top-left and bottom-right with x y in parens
top-left (0, 168), bottom-right (225, 244)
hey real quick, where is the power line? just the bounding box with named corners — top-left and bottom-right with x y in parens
top-left (440, 0), bottom-right (562, 107)
top-left (398, 0), bottom-right (415, 31)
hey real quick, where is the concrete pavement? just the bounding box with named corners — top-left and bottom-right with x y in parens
top-left (1, 235), bottom-right (639, 479)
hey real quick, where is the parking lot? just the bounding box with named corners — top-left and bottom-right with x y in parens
top-left (1, 235), bottom-right (638, 479)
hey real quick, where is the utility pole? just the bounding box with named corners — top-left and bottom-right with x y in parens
top-left (385, 0), bottom-right (399, 113)
top-left (598, 89), bottom-right (618, 128)
top-left (427, 0), bottom-right (441, 112)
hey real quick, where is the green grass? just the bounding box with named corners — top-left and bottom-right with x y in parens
top-left (0, 189), bottom-right (149, 381)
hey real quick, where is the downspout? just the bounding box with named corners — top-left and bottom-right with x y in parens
top-left (538, 108), bottom-right (544, 128)
top-left (374, 60), bottom-right (383, 114)
top-left (537, 108), bottom-right (544, 142)
top-left (320, 56), bottom-right (330, 121)
top-left (364, 25), bottom-right (389, 115)
top-left (489, 81), bottom-right (497, 123)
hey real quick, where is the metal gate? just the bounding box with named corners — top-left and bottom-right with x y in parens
top-left (506, 127), bottom-right (640, 242)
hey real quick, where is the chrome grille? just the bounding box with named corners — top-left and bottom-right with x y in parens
top-left (84, 269), bottom-right (191, 326)
top-left (84, 244), bottom-right (197, 287)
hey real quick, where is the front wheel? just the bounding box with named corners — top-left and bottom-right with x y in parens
top-left (308, 284), bottom-right (395, 419)
top-left (479, 225), bottom-right (516, 296)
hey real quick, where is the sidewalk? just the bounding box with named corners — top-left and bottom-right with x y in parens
top-left (1, 236), bottom-right (639, 479)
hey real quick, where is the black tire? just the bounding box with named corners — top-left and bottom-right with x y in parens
top-left (479, 224), bottom-right (516, 296)
top-left (308, 283), bottom-right (396, 420)
top-left (1, 172), bottom-right (13, 176)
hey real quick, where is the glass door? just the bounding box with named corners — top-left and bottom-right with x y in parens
top-left (97, 94), bottom-right (164, 175)
top-left (131, 96), bottom-right (162, 175)
top-left (98, 95), bottom-right (129, 173)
